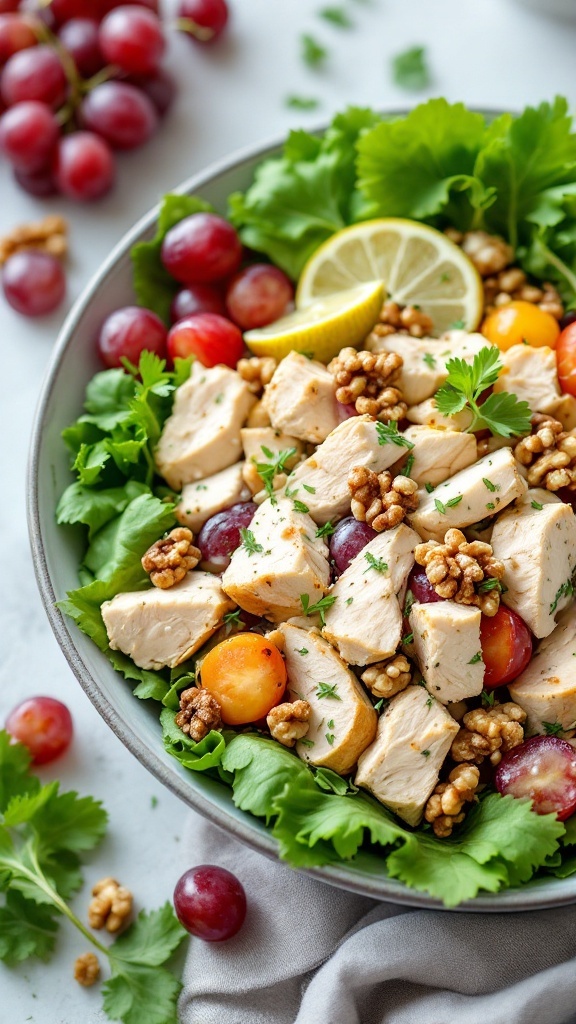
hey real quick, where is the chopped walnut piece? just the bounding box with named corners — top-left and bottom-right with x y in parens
top-left (328, 346), bottom-right (407, 421)
top-left (513, 414), bottom-right (576, 492)
top-left (460, 230), bottom-right (513, 277)
top-left (88, 878), bottom-right (133, 933)
top-left (483, 268), bottom-right (564, 320)
top-left (377, 299), bottom-right (434, 338)
top-left (451, 702), bottom-right (526, 766)
top-left (414, 527), bottom-right (505, 616)
top-left (267, 699), bottom-right (311, 747)
top-left (424, 763), bottom-right (480, 837)
top-left (74, 952), bottom-right (100, 987)
top-left (361, 653), bottom-right (412, 698)
top-left (175, 686), bottom-right (222, 741)
top-left (141, 527), bottom-right (200, 588)
top-left (349, 467), bottom-right (419, 532)
top-left (237, 356), bottom-right (277, 395)
top-left (0, 214), bottom-right (68, 265)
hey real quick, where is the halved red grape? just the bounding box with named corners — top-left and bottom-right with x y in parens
top-left (170, 283), bottom-right (226, 324)
top-left (161, 212), bottom-right (242, 286)
top-left (58, 17), bottom-right (104, 77)
top-left (0, 13), bottom-right (38, 65)
top-left (167, 312), bottom-right (244, 369)
top-left (495, 736), bottom-right (576, 820)
top-left (406, 564), bottom-right (444, 605)
top-left (225, 263), bottom-right (294, 330)
top-left (99, 5), bottom-right (165, 75)
top-left (81, 81), bottom-right (157, 150)
top-left (173, 865), bottom-right (246, 941)
top-left (329, 517), bottom-right (377, 575)
top-left (178, 0), bottom-right (229, 43)
top-left (0, 100), bottom-right (59, 172)
top-left (198, 501), bottom-right (257, 573)
top-left (54, 130), bottom-right (115, 200)
top-left (1, 45), bottom-right (67, 108)
top-left (3, 250), bottom-right (65, 316)
top-left (97, 305), bottom-right (167, 368)
top-left (6, 696), bottom-right (73, 764)
top-left (480, 605), bottom-right (532, 689)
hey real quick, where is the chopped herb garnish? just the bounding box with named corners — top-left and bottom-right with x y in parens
top-left (531, 500), bottom-right (544, 511)
top-left (296, 647), bottom-right (309, 656)
top-left (302, 483), bottom-right (316, 493)
top-left (325, 732), bottom-right (335, 746)
top-left (434, 347), bottom-right (531, 438)
top-left (404, 453), bottom-right (415, 478)
top-left (486, 502), bottom-right (496, 510)
top-left (239, 528), bottom-right (263, 556)
top-left (446, 494), bottom-right (463, 507)
top-left (346, 597), bottom-right (354, 605)
top-left (375, 420), bottom-right (414, 450)
top-left (402, 632), bottom-right (414, 644)
top-left (423, 352), bottom-right (436, 369)
top-left (300, 593), bottom-right (337, 625)
top-left (391, 45), bottom-right (431, 91)
top-left (224, 609), bottom-right (243, 625)
top-left (300, 33), bottom-right (327, 67)
top-left (477, 577), bottom-right (503, 593)
top-left (426, 695), bottom-right (434, 708)
top-left (373, 698), bottom-right (385, 712)
top-left (435, 498), bottom-right (447, 515)
top-left (550, 578), bottom-right (574, 614)
top-left (481, 689), bottom-right (496, 706)
top-left (421, 749), bottom-right (431, 758)
top-left (425, 482), bottom-right (435, 493)
top-left (316, 520), bottom-right (335, 539)
top-left (404, 589), bottom-right (415, 617)
top-left (285, 484), bottom-right (299, 498)
top-left (327, 719), bottom-right (335, 729)
top-left (214, 393), bottom-right (224, 404)
top-left (254, 446), bottom-right (297, 503)
top-left (468, 651), bottom-right (483, 664)
top-left (293, 499), bottom-right (310, 514)
top-left (483, 478), bottom-right (497, 492)
top-left (543, 721), bottom-right (564, 736)
top-left (300, 738), bottom-right (315, 748)
top-left (451, 318), bottom-right (466, 329)
top-left (318, 5), bottom-right (352, 28)
top-left (363, 551), bottom-right (389, 574)
top-left (315, 681), bottom-right (343, 700)
top-left (285, 94), bottom-right (320, 110)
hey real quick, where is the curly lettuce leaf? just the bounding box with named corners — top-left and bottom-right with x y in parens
top-left (160, 707), bottom-right (226, 772)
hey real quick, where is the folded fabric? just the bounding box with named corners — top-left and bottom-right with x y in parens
top-left (179, 812), bottom-right (576, 1024)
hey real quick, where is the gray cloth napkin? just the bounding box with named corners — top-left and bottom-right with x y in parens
top-left (179, 812), bottom-right (576, 1024)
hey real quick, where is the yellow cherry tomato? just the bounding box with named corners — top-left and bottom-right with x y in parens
top-left (199, 632), bottom-right (287, 726)
top-left (481, 300), bottom-right (560, 352)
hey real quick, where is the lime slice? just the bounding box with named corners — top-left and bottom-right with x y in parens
top-left (296, 218), bottom-right (483, 336)
top-left (244, 281), bottom-right (384, 362)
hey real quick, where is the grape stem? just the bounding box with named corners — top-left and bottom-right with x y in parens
top-left (175, 17), bottom-right (215, 42)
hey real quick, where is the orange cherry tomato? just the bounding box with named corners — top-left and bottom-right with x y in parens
top-left (556, 323), bottom-right (576, 397)
top-left (199, 632), bottom-right (287, 725)
top-left (481, 300), bottom-right (560, 352)
top-left (480, 605), bottom-right (532, 689)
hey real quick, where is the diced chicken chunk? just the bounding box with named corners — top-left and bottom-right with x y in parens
top-left (262, 351), bottom-right (340, 444)
top-left (409, 601), bottom-right (484, 703)
top-left (322, 523), bottom-right (418, 665)
top-left (283, 415), bottom-right (403, 525)
top-left (355, 685), bottom-right (459, 826)
top-left (393, 425), bottom-right (477, 488)
top-left (553, 393), bottom-right (576, 431)
top-left (101, 572), bottom-right (235, 670)
top-left (155, 362), bottom-right (256, 489)
top-left (280, 624), bottom-right (377, 772)
top-left (175, 463), bottom-right (250, 533)
top-left (491, 497), bottom-right (576, 638)
top-left (240, 427), bottom-right (304, 465)
top-left (410, 447), bottom-right (527, 541)
top-left (492, 344), bottom-right (565, 420)
top-left (509, 604), bottom-right (576, 734)
top-left (366, 329), bottom-right (490, 406)
top-left (221, 497), bottom-right (330, 622)
top-left (406, 397), bottom-right (473, 431)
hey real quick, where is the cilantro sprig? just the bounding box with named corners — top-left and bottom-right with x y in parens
top-left (253, 445), bottom-right (297, 503)
top-left (434, 347), bottom-right (531, 438)
top-left (0, 732), bottom-right (186, 1024)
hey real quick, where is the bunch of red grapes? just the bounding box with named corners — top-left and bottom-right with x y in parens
top-left (0, 0), bottom-right (229, 201)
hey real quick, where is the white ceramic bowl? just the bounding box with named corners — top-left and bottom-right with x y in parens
top-left (27, 129), bottom-right (576, 912)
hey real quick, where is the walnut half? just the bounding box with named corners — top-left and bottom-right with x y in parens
top-left (175, 686), bottom-right (222, 742)
top-left (414, 528), bottom-right (505, 617)
top-left (141, 527), bottom-right (200, 588)
top-left (451, 702), bottom-right (526, 766)
top-left (349, 466), bottom-right (419, 532)
top-left (424, 763), bottom-right (480, 837)
top-left (88, 877), bottom-right (133, 933)
top-left (267, 700), bottom-right (311, 747)
top-left (74, 952), bottom-right (100, 987)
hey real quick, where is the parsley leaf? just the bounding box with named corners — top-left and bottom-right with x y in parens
top-left (391, 45), bottom-right (431, 91)
top-left (319, 6), bottom-right (352, 28)
top-left (300, 33), bottom-right (327, 67)
top-left (316, 520), bottom-right (335, 539)
top-left (363, 552), bottom-right (388, 573)
top-left (300, 593), bottom-right (337, 625)
top-left (434, 347), bottom-right (531, 437)
top-left (254, 446), bottom-right (297, 502)
top-left (285, 94), bottom-right (320, 111)
top-left (239, 528), bottom-right (264, 556)
top-left (315, 682), bottom-right (343, 700)
top-left (375, 420), bottom-right (414, 449)
top-left (543, 721), bottom-right (564, 736)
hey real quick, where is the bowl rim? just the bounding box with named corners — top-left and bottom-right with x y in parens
top-left (26, 109), bottom-right (576, 913)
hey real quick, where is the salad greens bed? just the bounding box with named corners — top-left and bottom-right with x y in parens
top-left (57, 98), bottom-right (576, 906)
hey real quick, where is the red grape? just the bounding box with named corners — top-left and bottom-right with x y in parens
top-left (406, 564), bottom-right (444, 605)
top-left (48, 0), bottom-right (98, 24)
top-left (2, 250), bottom-right (65, 316)
top-left (198, 501), bottom-right (257, 572)
top-left (99, 5), bottom-right (165, 76)
top-left (0, 100), bottom-right (59, 171)
top-left (81, 80), bottom-right (157, 150)
top-left (6, 696), bottom-right (73, 764)
top-left (167, 312), bottom-right (244, 368)
top-left (127, 68), bottom-right (175, 117)
top-left (0, 1), bottom-right (20, 13)
top-left (173, 865), bottom-right (246, 941)
top-left (99, 0), bottom-right (159, 15)
top-left (58, 18), bottom-right (104, 77)
top-left (161, 212), bottom-right (242, 285)
top-left (225, 263), bottom-right (293, 330)
top-left (0, 13), bottom-right (38, 64)
top-left (496, 736), bottom-right (576, 820)
top-left (97, 305), bottom-right (167, 368)
top-left (1, 45), bottom-right (67, 108)
top-left (329, 516), bottom-right (377, 575)
top-left (170, 283), bottom-right (226, 323)
top-left (480, 605), bottom-right (533, 689)
top-left (14, 163), bottom-right (58, 195)
top-left (337, 401), bottom-right (358, 422)
top-left (178, 0), bottom-right (229, 43)
top-left (54, 130), bottom-right (115, 200)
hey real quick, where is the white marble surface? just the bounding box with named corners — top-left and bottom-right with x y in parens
top-left (2, 0), bottom-right (576, 1020)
